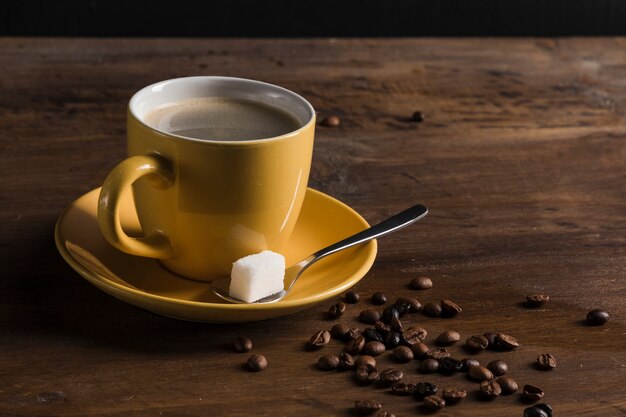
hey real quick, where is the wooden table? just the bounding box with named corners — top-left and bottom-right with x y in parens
top-left (1, 38), bottom-right (625, 416)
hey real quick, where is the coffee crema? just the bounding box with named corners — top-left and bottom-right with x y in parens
top-left (143, 97), bottom-right (301, 141)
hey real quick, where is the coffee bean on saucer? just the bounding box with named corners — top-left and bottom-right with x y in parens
top-left (479, 380), bottom-right (501, 400)
top-left (460, 358), bottom-right (480, 372)
top-left (363, 341), bottom-right (386, 356)
top-left (402, 326), bottom-right (427, 346)
top-left (393, 346), bottom-right (414, 362)
top-left (496, 376), bottom-right (518, 394)
top-left (371, 292), bottom-right (387, 305)
top-left (374, 320), bottom-right (391, 335)
top-left (355, 355), bottom-right (376, 368)
top-left (354, 399), bottom-right (382, 415)
top-left (363, 328), bottom-right (384, 343)
top-left (346, 335), bottom-right (366, 354)
top-left (436, 330), bottom-right (460, 346)
top-left (391, 382), bottom-right (415, 395)
top-left (379, 368), bottom-right (404, 385)
top-left (246, 354), bottom-right (267, 371)
top-left (441, 299), bottom-right (462, 317)
top-left (536, 353), bottom-right (557, 370)
top-left (524, 404), bottom-right (551, 417)
top-left (338, 352), bottom-right (356, 370)
top-left (423, 395), bottom-right (445, 411)
top-left (422, 302), bottom-right (442, 317)
top-left (321, 115), bottom-right (341, 127)
top-left (522, 384), bottom-right (545, 403)
top-left (419, 358), bottom-right (439, 373)
top-left (438, 357), bottom-right (463, 375)
top-left (307, 330), bottom-right (331, 349)
top-left (426, 348), bottom-right (450, 360)
top-left (389, 316), bottom-right (403, 333)
top-left (384, 331), bottom-right (402, 349)
top-left (345, 291), bottom-right (360, 303)
top-left (442, 388), bottom-right (467, 404)
top-left (355, 364), bottom-right (380, 385)
top-left (414, 382), bottom-right (438, 399)
top-left (327, 302), bottom-right (346, 319)
top-left (486, 360), bottom-right (508, 376)
top-left (410, 342), bottom-right (430, 359)
top-left (465, 334), bottom-right (489, 353)
top-left (233, 336), bottom-right (252, 352)
top-left (411, 111), bottom-right (425, 123)
top-left (526, 293), bottom-right (550, 308)
top-left (483, 332), bottom-right (498, 349)
top-left (586, 309), bottom-right (609, 326)
top-left (360, 309), bottom-right (382, 324)
top-left (331, 323), bottom-right (351, 340)
top-left (495, 333), bottom-right (520, 350)
top-left (317, 354), bottom-right (340, 370)
top-left (468, 365), bottom-right (493, 382)
top-left (395, 296), bottom-right (421, 313)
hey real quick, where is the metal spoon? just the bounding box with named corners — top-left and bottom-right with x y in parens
top-left (211, 204), bottom-right (428, 304)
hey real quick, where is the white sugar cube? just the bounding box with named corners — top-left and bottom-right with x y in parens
top-left (229, 250), bottom-right (285, 303)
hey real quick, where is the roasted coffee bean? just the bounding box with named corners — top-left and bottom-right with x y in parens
top-left (363, 328), bottom-right (384, 343)
top-left (480, 380), bottom-right (501, 399)
top-left (354, 400), bottom-right (382, 415)
top-left (586, 309), bottom-right (609, 326)
top-left (379, 368), bottom-right (404, 385)
top-left (410, 275), bottom-right (432, 289)
top-left (422, 302), bottom-right (442, 317)
top-left (374, 321), bottom-right (391, 335)
top-left (382, 305), bottom-right (400, 324)
top-left (411, 342), bottom-right (430, 359)
top-left (522, 384), bottom-right (545, 403)
top-left (536, 353), bottom-right (557, 370)
top-left (414, 382), bottom-right (437, 398)
top-left (363, 341), bottom-right (386, 356)
top-left (327, 302), bottom-right (346, 318)
top-left (317, 354), bottom-right (340, 370)
top-left (423, 395), bottom-right (445, 411)
top-left (496, 376), bottom-right (518, 394)
top-left (391, 382), bottom-right (415, 395)
top-left (436, 330), bottom-right (460, 346)
top-left (465, 335), bottom-right (489, 353)
top-left (441, 299), bottom-right (462, 317)
top-left (402, 326), bottom-right (428, 345)
top-left (233, 336), bottom-right (253, 353)
top-left (246, 354), bottom-right (267, 371)
top-left (438, 357), bottom-right (463, 374)
top-left (395, 296), bottom-right (422, 313)
top-left (486, 360), bottom-right (508, 376)
top-left (321, 115), bottom-right (341, 127)
top-left (394, 301), bottom-right (411, 316)
top-left (460, 358), bottom-right (480, 372)
top-left (390, 316), bottom-right (403, 332)
top-left (384, 331), bottom-right (402, 349)
top-left (524, 405), bottom-right (550, 417)
top-left (426, 348), bottom-right (450, 359)
top-left (338, 352), bottom-right (356, 370)
top-left (307, 330), bottom-right (331, 349)
top-left (356, 355), bottom-right (377, 368)
top-left (468, 365), bottom-right (494, 382)
top-left (355, 364), bottom-right (380, 384)
top-left (331, 323), bottom-right (351, 340)
top-left (376, 411), bottom-right (395, 417)
top-left (419, 358), bottom-right (440, 373)
top-left (442, 388), bottom-right (467, 404)
top-left (371, 292), bottom-right (387, 305)
top-left (411, 111), bottom-right (425, 122)
top-left (393, 346), bottom-right (414, 362)
top-left (345, 291), bottom-right (360, 303)
top-left (483, 332), bottom-right (498, 349)
top-left (495, 333), bottom-right (520, 350)
top-left (360, 309), bottom-right (382, 324)
top-left (346, 335), bottom-right (366, 354)
top-left (347, 327), bottom-right (363, 340)
top-left (534, 403), bottom-right (553, 417)
top-left (526, 293), bottom-right (550, 308)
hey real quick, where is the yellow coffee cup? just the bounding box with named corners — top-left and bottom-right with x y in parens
top-left (97, 76), bottom-right (315, 281)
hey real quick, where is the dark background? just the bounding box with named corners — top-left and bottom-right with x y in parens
top-left (2, 0), bottom-right (626, 37)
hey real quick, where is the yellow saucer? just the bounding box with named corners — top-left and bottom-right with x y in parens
top-left (55, 188), bottom-right (377, 323)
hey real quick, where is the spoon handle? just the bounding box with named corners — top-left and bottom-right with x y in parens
top-left (310, 204), bottom-right (428, 262)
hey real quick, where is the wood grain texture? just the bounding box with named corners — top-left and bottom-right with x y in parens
top-left (1, 38), bottom-right (625, 417)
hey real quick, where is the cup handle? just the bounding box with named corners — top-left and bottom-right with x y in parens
top-left (97, 154), bottom-right (175, 259)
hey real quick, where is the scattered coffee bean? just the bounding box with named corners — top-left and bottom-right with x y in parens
top-left (586, 309), bottom-right (609, 326)
top-left (536, 353), bottom-right (557, 371)
top-left (363, 328), bottom-right (384, 343)
top-left (355, 364), bottom-right (380, 385)
top-left (410, 276), bottom-right (432, 290)
top-left (419, 358), bottom-right (440, 373)
top-left (379, 368), bottom-right (404, 385)
top-left (465, 335), bottom-right (489, 353)
top-left (402, 326), bottom-right (427, 346)
top-left (246, 354), bottom-right (267, 371)
top-left (436, 330), bottom-right (460, 346)
top-left (327, 302), bottom-right (346, 318)
top-left (411, 342), bottom-right (430, 359)
top-left (438, 357), bottom-right (463, 374)
top-left (393, 346), bottom-right (414, 362)
top-left (317, 354), bottom-right (340, 370)
top-left (346, 335), bottom-right (366, 354)
top-left (347, 328), bottom-right (363, 340)
top-left (395, 301), bottom-right (411, 316)
top-left (360, 309), bottom-right (382, 324)
top-left (414, 382), bottom-right (438, 399)
top-left (522, 384), bottom-right (545, 403)
top-left (524, 405), bottom-right (550, 417)
top-left (363, 341), bottom-right (386, 356)
top-left (495, 333), bottom-right (520, 350)
top-left (411, 111), bottom-right (425, 123)
top-left (233, 336), bottom-right (252, 353)
top-left (382, 305), bottom-right (400, 324)
top-left (345, 291), bottom-right (360, 303)
top-left (331, 323), bottom-right (351, 340)
top-left (442, 388), bottom-right (467, 404)
top-left (390, 316), bottom-right (403, 332)
top-left (307, 330), bottom-right (331, 349)
top-left (338, 352), bottom-right (356, 370)
top-left (486, 360), bottom-right (508, 376)
top-left (354, 399), bottom-right (382, 415)
top-left (423, 395), bottom-right (445, 411)
top-left (483, 332), bottom-right (498, 349)
top-left (374, 321), bottom-right (391, 335)
top-left (468, 365), bottom-right (494, 382)
top-left (426, 348), bottom-right (450, 360)
top-left (321, 115), bottom-right (341, 127)
top-left (372, 292), bottom-right (387, 305)
top-left (356, 355), bottom-right (377, 368)
top-left (376, 411), bottom-right (395, 417)
top-left (422, 302), bottom-right (442, 317)
top-left (384, 331), bottom-right (402, 349)
top-left (479, 380), bottom-right (502, 400)
top-left (496, 376), bottom-right (518, 394)
top-left (391, 382), bottom-right (415, 395)
top-left (395, 296), bottom-right (422, 313)
top-left (460, 358), bottom-right (480, 372)
top-left (533, 403), bottom-right (553, 417)
top-left (526, 293), bottom-right (550, 308)
top-left (441, 299), bottom-right (462, 317)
